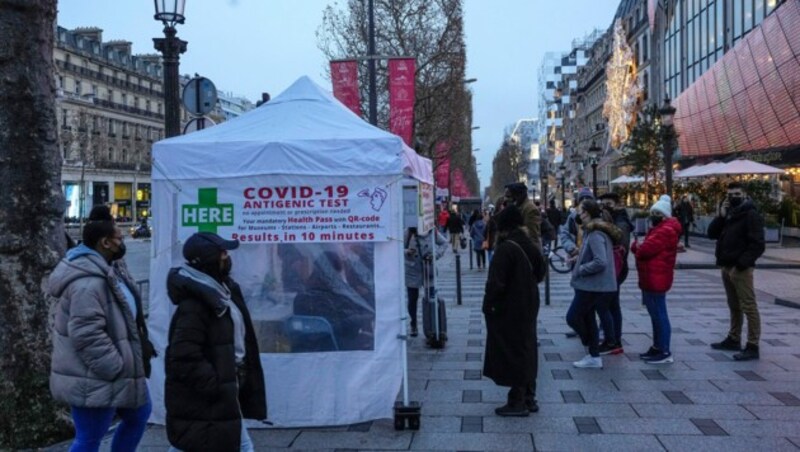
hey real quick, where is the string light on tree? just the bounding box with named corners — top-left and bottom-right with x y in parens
top-left (603, 18), bottom-right (643, 149)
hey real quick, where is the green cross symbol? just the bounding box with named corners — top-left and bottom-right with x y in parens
top-left (182, 188), bottom-right (234, 233)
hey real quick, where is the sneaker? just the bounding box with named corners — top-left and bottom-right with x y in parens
top-left (710, 336), bottom-right (741, 351)
top-left (525, 400), bottom-right (539, 413)
top-left (494, 403), bottom-right (529, 417)
top-left (733, 343), bottom-right (759, 361)
top-left (639, 347), bottom-right (659, 360)
top-left (565, 331), bottom-right (578, 338)
top-left (572, 354), bottom-right (603, 369)
top-left (598, 342), bottom-right (624, 356)
top-left (644, 351), bottom-right (673, 364)
top-left (410, 326), bottom-right (418, 337)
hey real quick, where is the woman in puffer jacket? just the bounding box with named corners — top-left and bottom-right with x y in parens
top-left (49, 209), bottom-right (154, 452)
top-left (631, 195), bottom-right (682, 364)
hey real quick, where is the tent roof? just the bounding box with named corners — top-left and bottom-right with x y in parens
top-left (152, 76), bottom-right (432, 183)
top-left (708, 159), bottom-right (784, 176)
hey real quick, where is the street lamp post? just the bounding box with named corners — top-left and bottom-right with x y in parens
top-left (659, 97), bottom-right (677, 200)
top-left (587, 141), bottom-right (601, 196)
top-left (558, 164), bottom-right (566, 212)
top-left (367, 0), bottom-right (377, 125)
top-left (153, 0), bottom-right (188, 138)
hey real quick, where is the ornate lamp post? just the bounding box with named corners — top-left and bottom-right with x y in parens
top-left (659, 96), bottom-right (677, 200)
top-left (153, 0), bottom-right (188, 138)
top-left (587, 140), bottom-right (601, 196)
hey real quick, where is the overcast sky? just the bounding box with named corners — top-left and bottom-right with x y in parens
top-left (57, 0), bottom-right (622, 189)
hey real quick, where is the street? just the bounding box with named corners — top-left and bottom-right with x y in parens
top-left (60, 238), bottom-right (800, 451)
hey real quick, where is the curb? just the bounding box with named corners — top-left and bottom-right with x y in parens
top-left (676, 263), bottom-right (800, 270)
top-left (775, 298), bottom-right (800, 310)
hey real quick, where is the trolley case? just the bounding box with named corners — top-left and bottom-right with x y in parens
top-left (423, 296), bottom-right (447, 348)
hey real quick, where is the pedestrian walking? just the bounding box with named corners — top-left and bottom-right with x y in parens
top-left (558, 188), bottom-right (596, 257)
top-left (546, 200), bottom-right (562, 246)
top-left (49, 206), bottom-right (155, 452)
top-left (165, 232), bottom-right (267, 451)
top-left (482, 205), bottom-right (545, 416)
top-left (504, 182), bottom-right (541, 248)
top-left (565, 199), bottom-right (620, 369)
top-left (437, 208), bottom-right (449, 234)
top-left (470, 213), bottom-right (487, 270)
top-left (597, 192), bottom-right (634, 355)
top-left (405, 227), bottom-right (447, 337)
top-left (707, 182), bottom-right (766, 361)
top-left (446, 209), bottom-right (465, 252)
top-left (631, 195), bottom-right (682, 364)
top-left (675, 195), bottom-right (695, 248)
top-left (484, 198), bottom-right (506, 264)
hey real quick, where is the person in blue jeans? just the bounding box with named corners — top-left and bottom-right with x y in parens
top-left (48, 206), bottom-right (155, 452)
top-left (631, 195), bottom-right (682, 364)
top-left (565, 199), bottom-right (620, 369)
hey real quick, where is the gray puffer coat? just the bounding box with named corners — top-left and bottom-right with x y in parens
top-left (49, 246), bottom-right (150, 408)
top-left (404, 230), bottom-right (447, 289)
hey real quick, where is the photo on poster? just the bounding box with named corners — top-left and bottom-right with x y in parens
top-left (237, 242), bottom-right (375, 353)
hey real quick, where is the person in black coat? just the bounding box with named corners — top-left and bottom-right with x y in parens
top-left (165, 232), bottom-right (267, 452)
top-left (482, 205), bottom-right (546, 417)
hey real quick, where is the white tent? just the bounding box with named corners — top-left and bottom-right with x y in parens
top-left (609, 175), bottom-right (645, 184)
top-left (147, 76), bottom-right (432, 427)
top-left (674, 161), bottom-right (726, 178)
top-left (706, 159), bottom-right (785, 176)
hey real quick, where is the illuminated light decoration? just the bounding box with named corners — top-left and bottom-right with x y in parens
top-left (603, 18), bottom-right (643, 149)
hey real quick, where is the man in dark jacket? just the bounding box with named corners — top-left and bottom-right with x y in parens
top-left (707, 182), bottom-right (765, 361)
top-left (483, 206), bottom-right (546, 417)
top-left (166, 232), bottom-right (267, 451)
top-left (446, 208), bottom-right (465, 252)
top-left (675, 195), bottom-right (695, 247)
top-left (505, 182), bottom-right (541, 250)
top-left (546, 200), bottom-right (562, 245)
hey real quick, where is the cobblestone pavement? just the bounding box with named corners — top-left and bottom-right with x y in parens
top-left (49, 241), bottom-right (800, 451)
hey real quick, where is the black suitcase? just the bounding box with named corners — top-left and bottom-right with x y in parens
top-left (423, 296), bottom-right (447, 348)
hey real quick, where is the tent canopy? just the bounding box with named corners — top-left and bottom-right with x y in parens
top-left (609, 175), bottom-right (645, 184)
top-left (152, 76), bottom-right (432, 184)
top-left (675, 159), bottom-right (783, 178)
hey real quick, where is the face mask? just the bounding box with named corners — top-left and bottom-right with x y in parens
top-left (574, 216), bottom-right (583, 225)
top-left (220, 256), bottom-right (233, 277)
top-left (729, 197), bottom-right (743, 208)
top-left (111, 241), bottom-right (126, 261)
top-left (650, 216), bottom-right (663, 226)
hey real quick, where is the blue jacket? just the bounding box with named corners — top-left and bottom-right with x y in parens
top-left (570, 220), bottom-right (619, 293)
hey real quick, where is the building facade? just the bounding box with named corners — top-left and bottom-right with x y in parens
top-left (56, 26), bottom-right (165, 223)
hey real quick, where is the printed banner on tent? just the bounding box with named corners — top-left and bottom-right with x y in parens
top-left (388, 58), bottom-right (416, 146)
top-left (330, 60), bottom-right (362, 116)
top-left (177, 176), bottom-right (392, 243)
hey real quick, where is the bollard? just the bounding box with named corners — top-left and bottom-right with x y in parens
top-left (455, 253), bottom-right (463, 305)
top-left (468, 239), bottom-right (473, 269)
top-left (544, 260), bottom-right (550, 306)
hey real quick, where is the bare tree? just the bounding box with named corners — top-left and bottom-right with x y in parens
top-left (489, 134), bottom-right (527, 201)
top-left (0, 0), bottom-right (72, 447)
top-left (318, 0), bottom-right (478, 195)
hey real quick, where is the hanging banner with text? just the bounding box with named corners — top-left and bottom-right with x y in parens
top-left (388, 58), bottom-right (416, 146)
top-left (330, 60), bottom-right (362, 116)
top-left (177, 176), bottom-right (393, 244)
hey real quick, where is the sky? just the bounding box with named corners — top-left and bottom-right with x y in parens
top-left (57, 0), bottom-right (622, 189)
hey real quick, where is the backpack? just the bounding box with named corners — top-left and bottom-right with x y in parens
top-left (612, 244), bottom-right (626, 281)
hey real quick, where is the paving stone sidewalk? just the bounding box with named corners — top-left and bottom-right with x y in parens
top-left (48, 247), bottom-right (800, 451)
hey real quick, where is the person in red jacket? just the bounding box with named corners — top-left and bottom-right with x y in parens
top-left (437, 208), bottom-right (450, 234)
top-left (631, 195), bottom-right (682, 364)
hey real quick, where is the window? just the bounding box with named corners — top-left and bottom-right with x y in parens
top-left (108, 147), bottom-right (114, 162)
top-left (92, 115), bottom-right (99, 131)
top-left (134, 97), bottom-right (139, 109)
top-left (75, 80), bottom-right (81, 95)
top-left (108, 89), bottom-right (114, 102)
top-left (744, 0), bottom-right (753, 31)
top-left (146, 100), bottom-right (151, 112)
top-left (733, 0), bottom-right (743, 39)
top-left (642, 34), bottom-right (649, 62)
top-left (122, 149), bottom-right (127, 163)
top-left (121, 93), bottom-right (127, 106)
top-left (62, 109), bottom-right (68, 127)
top-left (57, 76), bottom-right (64, 89)
top-left (108, 118), bottom-right (115, 135)
top-left (716, 0), bottom-right (724, 49)
top-left (755, 0), bottom-right (765, 24)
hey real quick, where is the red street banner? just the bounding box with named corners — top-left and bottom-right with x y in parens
top-left (330, 60), bottom-right (362, 116)
top-left (388, 58), bottom-right (416, 146)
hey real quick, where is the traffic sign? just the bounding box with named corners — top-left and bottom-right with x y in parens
top-left (182, 76), bottom-right (217, 116)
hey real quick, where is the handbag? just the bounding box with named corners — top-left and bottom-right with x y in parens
top-left (459, 235), bottom-right (467, 249)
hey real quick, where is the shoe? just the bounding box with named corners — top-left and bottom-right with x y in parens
top-left (494, 403), bottom-right (529, 417)
top-left (733, 343), bottom-right (759, 361)
top-left (410, 326), bottom-right (418, 337)
top-left (639, 347), bottom-right (659, 360)
top-left (710, 336), bottom-right (741, 351)
top-left (644, 351), bottom-right (673, 364)
top-left (525, 400), bottom-right (539, 413)
top-left (565, 331), bottom-right (578, 338)
top-left (572, 354), bottom-right (603, 368)
top-left (598, 342), bottom-right (624, 356)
